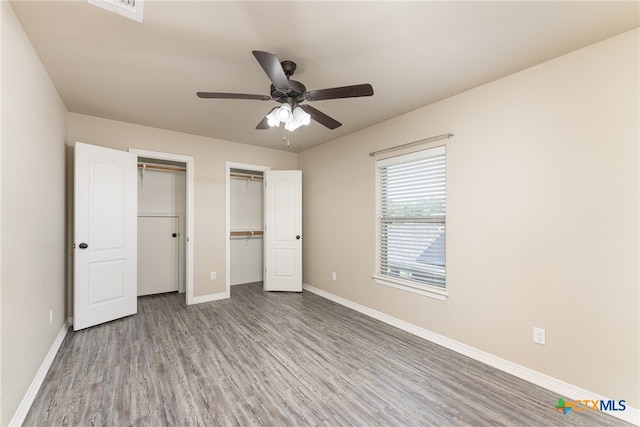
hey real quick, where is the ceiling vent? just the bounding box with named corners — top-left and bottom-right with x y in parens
top-left (88, 0), bottom-right (144, 23)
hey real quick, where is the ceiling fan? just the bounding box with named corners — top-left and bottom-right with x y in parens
top-left (197, 50), bottom-right (374, 131)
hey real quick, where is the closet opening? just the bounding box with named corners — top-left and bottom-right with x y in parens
top-left (226, 162), bottom-right (270, 297)
top-left (131, 149), bottom-right (195, 304)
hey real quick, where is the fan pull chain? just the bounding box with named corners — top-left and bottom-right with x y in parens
top-left (283, 128), bottom-right (291, 147)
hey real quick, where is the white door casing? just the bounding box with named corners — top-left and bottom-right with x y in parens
top-left (131, 148), bottom-right (194, 304)
top-left (225, 162), bottom-right (270, 297)
top-left (264, 170), bottom-right (302, 292)
top-left (74, 142), bottom-right (137, 330)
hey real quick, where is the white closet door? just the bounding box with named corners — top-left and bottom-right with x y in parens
top-left (264, 170), bottom-right (302, 292)
top-left (74, 142), bottom-right (137, 331)
top-left (138, 216), bottom-right (179, 296)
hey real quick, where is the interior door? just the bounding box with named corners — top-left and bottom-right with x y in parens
top-left (264, 170), bottom-right (302, 292)
top-left (138, 216), bottom-right (179, 296)
top-left (74, 142), bottom-right (137, 331)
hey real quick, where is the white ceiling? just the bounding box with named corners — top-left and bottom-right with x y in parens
top-left (9, 1), bottom-right (639, 152)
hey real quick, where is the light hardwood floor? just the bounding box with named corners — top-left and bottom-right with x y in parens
top-left (24, 283), bottom-right (630, 426)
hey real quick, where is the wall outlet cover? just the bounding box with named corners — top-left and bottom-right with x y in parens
top-left (533, 327), bottom-right (546, 345)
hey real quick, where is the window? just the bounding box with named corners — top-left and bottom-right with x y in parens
top-left (374, 146), bottom-right (447, 300)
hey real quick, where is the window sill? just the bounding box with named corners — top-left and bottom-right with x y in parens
top-left (372, 275), bottom-right (448, 301)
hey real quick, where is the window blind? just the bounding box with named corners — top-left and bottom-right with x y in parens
top-left (377, 146), bottom-right (446, 288)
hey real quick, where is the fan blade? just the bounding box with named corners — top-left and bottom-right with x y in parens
top-left (252, 50), bottom-right (291, 92)
top-left (256, 107), bottom-right (278, 130)
top-left (197, 92), bottom-right (271, 100)
top-left (304, 84), bottom-right (374, 101)
top-left (300, 105), bottom-right (342, 129)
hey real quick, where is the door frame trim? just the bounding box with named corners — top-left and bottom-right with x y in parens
top-left (226, 161), bottom-right (270, 297)
top-left (130, 148), bottom-right (195, 304)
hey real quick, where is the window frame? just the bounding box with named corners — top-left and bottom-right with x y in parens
top-left (373, 145), bottom-right (448, 301)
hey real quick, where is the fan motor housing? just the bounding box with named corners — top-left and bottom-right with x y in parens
top-left (270, 80), bottom-right (307, 103)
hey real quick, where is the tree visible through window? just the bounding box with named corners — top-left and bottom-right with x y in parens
top-left (375, 146), bottom-right (446, 294)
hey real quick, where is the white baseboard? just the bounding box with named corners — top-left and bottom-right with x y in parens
top-left (302, 283), bottom-right (639, 426)
top-left (9, 320), bottom-right (70, 427)
top-left (190, 291), bottom-right (228, 305)
top-left (12, 288), bottom-right (637, 426)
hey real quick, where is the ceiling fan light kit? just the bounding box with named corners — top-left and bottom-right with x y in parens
top-left (197, 50), bottom-right (374, 138)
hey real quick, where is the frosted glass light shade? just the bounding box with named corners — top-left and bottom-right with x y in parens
top-left (266, 110), bottom-right (280, 127)
top-left (276, 104), bottom-right (293, 122)
top-left (293, 106), bottom-right (311, 125)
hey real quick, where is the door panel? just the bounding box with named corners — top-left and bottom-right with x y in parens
top-left (90, 260), bottom-right (126, 303)
top-left (264, 170), bottom-right (302, 292)
top-left (274, 249), bottom-right (295, 278)
top-left (74, 142), bottom-right (137, 330)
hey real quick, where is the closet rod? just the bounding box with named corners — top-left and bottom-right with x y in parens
top-left (230, 173), bottom-right (263, 181)
top-left (138, 163), bottom-right (186, 172)
top-left (229, 230), bottom-right (263, 237)
top-left (368, 133), bottom-right (454, 157)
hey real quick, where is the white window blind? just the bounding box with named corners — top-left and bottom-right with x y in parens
top-left (376, 146), bottom-right (446, 291)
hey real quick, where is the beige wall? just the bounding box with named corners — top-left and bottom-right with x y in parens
top-left (67, 113), bottom-right (297, 301)
top-left (1, 2), bottom-right (68, 424)
top-left (2, 1), bottom-right (638, 421)
top-left (298, 29), bottom-right (639, 407)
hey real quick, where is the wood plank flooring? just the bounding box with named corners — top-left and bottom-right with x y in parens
top-left (24, 283), bottom-right (631, 426)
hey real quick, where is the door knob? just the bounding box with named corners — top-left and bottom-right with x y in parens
top-left (79, 243), bottom-right (88, 249)
top-left (296, 235), bottom-right (301, 240)
top-left (172, 233), bottom-right (177, 238)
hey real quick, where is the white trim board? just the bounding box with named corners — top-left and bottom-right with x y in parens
top-left (191, 291), bottom-right (228, 305)
top-left (9, 320), bottom-right (70, 427)
top-left (13, 290), bottom-right (637, 426)
top-left (302, 283), bottom-right (639, 426)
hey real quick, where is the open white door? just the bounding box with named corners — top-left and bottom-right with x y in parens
top-left (74, 142), bottom-right (137, 330)
top-left (264, 170), bottom-right (302, 292)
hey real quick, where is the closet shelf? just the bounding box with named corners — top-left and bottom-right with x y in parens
top-left (138, 163), bottom-right (186, 172)
top-left (230, 173), bottom-right (263, 181)
top-left (230, 230), bottom-right (263, 237)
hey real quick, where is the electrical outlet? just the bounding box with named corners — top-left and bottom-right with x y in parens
top-left (49, 309), bottom-right (53, 325)
top-left (210, 272), bottom-right (216, 280)
top-left (332, 272), bottom-right (337, 281)
top-left (533, 327), bottom-right (546, 345)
